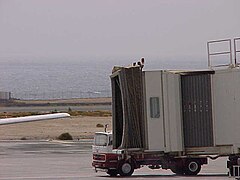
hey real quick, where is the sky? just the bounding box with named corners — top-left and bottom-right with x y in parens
top-left (0, 0), bottom-right (240, 62)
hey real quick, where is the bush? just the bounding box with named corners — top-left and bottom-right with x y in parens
top-left (96, 123), bottom-right (104, 128)
top-left (68, 110), bottom-right (111, 117)
top-left (57, 132), bottom-right (73, 140)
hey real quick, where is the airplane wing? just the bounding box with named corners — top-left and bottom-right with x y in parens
top-left (0, 113), bottom-right (70, 125)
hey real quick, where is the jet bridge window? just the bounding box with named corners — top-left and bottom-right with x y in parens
top-left (150, 97), bottom-right (160, 118)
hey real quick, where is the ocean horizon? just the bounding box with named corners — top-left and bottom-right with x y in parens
top-left (0, 58), bottom-right (209, 100)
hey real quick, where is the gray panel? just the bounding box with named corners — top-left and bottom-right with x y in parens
top-left (111, 67), bottom-right (145, 149)
top-left (111, 75), bottom-right (123, 149)
top-left (181, 74), bottom-right (213, 147)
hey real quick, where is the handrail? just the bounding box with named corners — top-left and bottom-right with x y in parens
top-left (207, 39), bottom-right (232, 68)
top-left (234, 38), bottom-right (240, 65)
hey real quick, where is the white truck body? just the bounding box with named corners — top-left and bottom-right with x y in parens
top-left (144, 68), bottom-right (240, 155)
top-left (145, 71), bottom-right (183, 152)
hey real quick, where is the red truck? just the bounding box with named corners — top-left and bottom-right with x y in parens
top-left (92, 131), bottom-right (207, 177)
top-left (93, 38), bottom-right (240, 177)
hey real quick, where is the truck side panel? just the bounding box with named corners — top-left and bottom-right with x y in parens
top-left (162, 72), bottom-right (183, 152)
top-left (145, 71), bottom-right (165, 151)
top-left (144, 71), bottom-right (183, 153)
top-left (213, 69), bottom-right (240, 151)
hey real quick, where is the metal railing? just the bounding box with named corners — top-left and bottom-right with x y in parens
top-left (207, 39), bottom-right (232, 68)
top-left (234, 38), bottom-right (240, 65)
top-left (207, 38), bottom-right (240, 68)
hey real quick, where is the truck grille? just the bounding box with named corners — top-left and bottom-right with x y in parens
top-left (93, 154), bottom-right (106, 162)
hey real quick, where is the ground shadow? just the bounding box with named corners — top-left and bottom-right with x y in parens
top-left (99, 173), bottom-right (228, 178)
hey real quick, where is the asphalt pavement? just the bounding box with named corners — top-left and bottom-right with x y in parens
top-left (0, 140), bottom-right (231, 180)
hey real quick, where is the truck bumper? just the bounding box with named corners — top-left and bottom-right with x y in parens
top-left (94, 167), bottom-right (108, 173)
top-left (92, 160), bottom-right (118, 170)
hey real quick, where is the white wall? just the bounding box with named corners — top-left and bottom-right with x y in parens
top-left (144, 71), bottom-right (183, 152)
top-left (213, 69), bottom-right (240, 149)
top-left (144, 68), bottom-right (240, 153)
top-left (145, 71), bottom-right (165, 151)
top-left (162, 72), bottom-right (183, 152)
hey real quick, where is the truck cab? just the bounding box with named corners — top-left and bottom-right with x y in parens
top-left (93, 131), bottom-right (122, 177)
top-left (92, 132), bottom-right (113, 153)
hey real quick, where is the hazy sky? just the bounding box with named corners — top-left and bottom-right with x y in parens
top-left (0, 0), bottom-right (239, 62)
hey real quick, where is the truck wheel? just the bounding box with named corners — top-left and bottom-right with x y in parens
top-left (119, 162), bottom-right (134, 176)
top-left (170, 166), bottom-right (184, 175)
top-left (184, 159), bottom-right (201, 176)
top-left (107, 169), bottom-right (118, 177)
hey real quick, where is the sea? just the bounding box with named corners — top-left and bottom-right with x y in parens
top-left (0, 57), bottom-right (209, 100)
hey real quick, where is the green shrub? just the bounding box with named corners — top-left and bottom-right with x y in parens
top-left (96, 123), bottom-right (104, 128)
top-left (57, 132), bottom-right (73, 140)
top-left (68, 110), bottom-right (111, 117)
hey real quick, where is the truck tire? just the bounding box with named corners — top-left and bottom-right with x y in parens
top-left (184, 159), bottom-right (201, 176)
top-left (170, 165), bottom-right (184, 175)
top-left (119, 162), bottom-right (134, 176)
top-left (107, 169), bottom-right (118, 177)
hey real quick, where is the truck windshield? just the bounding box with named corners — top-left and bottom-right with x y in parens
top-left (94, 134), bottom-right (108, 146)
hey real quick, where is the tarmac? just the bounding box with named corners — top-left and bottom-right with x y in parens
top-left (0, 140), bottom-right (231, 180)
